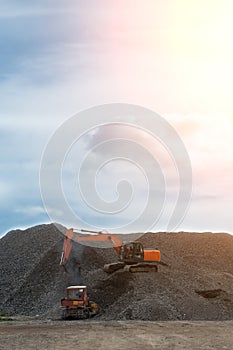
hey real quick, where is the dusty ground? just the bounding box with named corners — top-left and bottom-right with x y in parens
top-left (0, 320), bottom-right (233, 350)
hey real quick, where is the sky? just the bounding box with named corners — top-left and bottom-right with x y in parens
top-left (0, 0), bottom-right (233, 236)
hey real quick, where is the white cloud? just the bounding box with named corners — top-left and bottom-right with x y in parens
top-left (1, 1), bottom-right (233, 233)
top-left (15, 205), bottom-right (64, 218)
top-left (0, 2), bottom-right (78, 18)
top-left (0, 181), bottom-right (11, 197)
top-left (15, 206), bottom-right (46, 217)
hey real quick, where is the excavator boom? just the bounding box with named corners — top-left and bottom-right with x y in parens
top-left (60, 228), bottom-right (123, 267)
top-left (60, 228), bottom-right (161, 273)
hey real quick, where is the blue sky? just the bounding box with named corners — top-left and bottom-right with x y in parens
top-left (1, 1), bottom-right (233, 236)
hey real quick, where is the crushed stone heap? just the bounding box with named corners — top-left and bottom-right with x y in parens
top-left (1, 224), bottom-right (233, 320)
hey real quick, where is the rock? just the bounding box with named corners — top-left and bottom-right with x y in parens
top-left (1, 224), bottom-right (233, 320)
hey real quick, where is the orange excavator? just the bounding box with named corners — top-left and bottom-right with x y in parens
top-left (60, 228), bottom-right (161, 273)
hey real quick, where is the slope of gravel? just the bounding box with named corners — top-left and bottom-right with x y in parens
top-left (1, 225), bottom-right (233, 320)
top-left (0, 224), bottom-right (67, 316)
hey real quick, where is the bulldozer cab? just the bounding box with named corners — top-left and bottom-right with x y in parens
top-left (120, 242), bottom-right (144, 262)
top-left (66, 286), bottom-right (87, 301)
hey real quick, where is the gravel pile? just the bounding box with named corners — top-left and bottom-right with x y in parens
top-left (1, 224), bottom-right (233, 320)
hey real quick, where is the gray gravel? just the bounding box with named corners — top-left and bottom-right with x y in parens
top-left (1, 224), bottom-right (233, 320)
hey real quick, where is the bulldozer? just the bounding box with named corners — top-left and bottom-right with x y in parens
top-left (60, 228), bottom-right (161, 273)
top-left (61, 285), bottom-right (99, 319)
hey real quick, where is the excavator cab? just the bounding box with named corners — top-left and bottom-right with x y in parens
top-left (119, 242), bottom-right (144, 263)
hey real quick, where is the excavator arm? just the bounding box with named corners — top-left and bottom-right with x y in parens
top-left (60, 228), bottom-right (123, 267)
top-left (59, 229), bottom-right (74, 266)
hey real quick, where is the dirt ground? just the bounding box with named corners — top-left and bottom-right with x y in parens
top-left (0, 320), bottom-right (233, 350)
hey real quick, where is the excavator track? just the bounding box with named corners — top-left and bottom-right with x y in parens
top-left (104, 262), bottom-right (126, 273)
top-left (124, 262), bottom-right (158, 273)
top-left (104, 262), bottom-right (158, 273)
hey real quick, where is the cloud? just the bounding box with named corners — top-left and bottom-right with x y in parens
top-left (0, 1), bottom-right (78, 18)
top-left (55, 119), bottom-right (187, 232)
top-left (15, 205), bottom-right (46, 217)
top-left (0, 1), bottom-right (232, 235)
top-left (14, 205), bottom-right (64, 218)
top-left (0, 180), bottom-right (11, 197)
